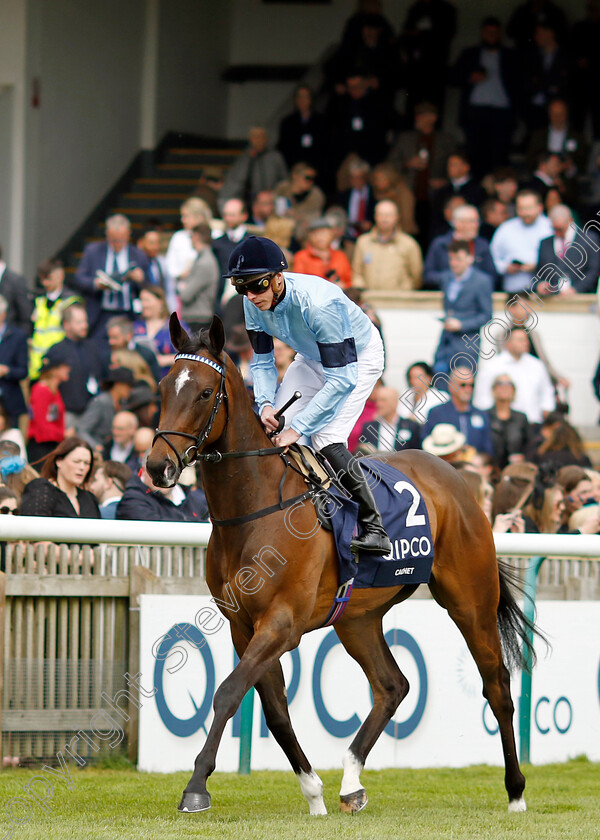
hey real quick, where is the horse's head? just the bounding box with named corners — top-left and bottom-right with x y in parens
top-left (147, 313), bottom-right (228, 487)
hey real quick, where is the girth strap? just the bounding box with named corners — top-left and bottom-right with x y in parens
top-left (210, 489), bottom-right (314, 527)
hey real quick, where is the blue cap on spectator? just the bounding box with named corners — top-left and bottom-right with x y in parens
top-left (40, 345), bottom-right (71, 373)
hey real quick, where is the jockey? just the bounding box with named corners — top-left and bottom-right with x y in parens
top-left (226, 235), bottom-right (392, 556)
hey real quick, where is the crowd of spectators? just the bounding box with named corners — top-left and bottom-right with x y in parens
top-left (0, 0), bottom-right (599, 535)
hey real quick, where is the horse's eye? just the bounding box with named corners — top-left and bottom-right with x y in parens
top-left (199, 388), bottom-right (213, 400)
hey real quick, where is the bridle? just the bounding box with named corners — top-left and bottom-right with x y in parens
top-left (152, 350), bottom-right (316, 528)
top-left (152, 352), bottom-right (229, 472)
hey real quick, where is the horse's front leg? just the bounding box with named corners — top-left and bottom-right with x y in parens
top-left (179, 612), bottom-right (297, 813)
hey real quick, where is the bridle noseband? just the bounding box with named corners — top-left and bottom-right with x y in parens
top-left (153, 353), bottom-right (229, 472)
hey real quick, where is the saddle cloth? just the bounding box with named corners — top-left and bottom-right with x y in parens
top-left (289, 448), bottom-right (434, 589)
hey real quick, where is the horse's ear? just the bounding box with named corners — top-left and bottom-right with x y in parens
top-left (169, 312), bottom-right (190, 352)
top-left (208, 315), bottom-right (225, 356)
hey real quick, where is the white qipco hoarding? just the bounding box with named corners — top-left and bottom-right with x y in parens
top-left (137, 596), bottom-right (600, 773)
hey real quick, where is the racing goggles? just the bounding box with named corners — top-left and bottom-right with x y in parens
top-left (232, 273), bottom-right (274, 296)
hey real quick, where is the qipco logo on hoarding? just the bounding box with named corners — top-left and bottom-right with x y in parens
top-left (153, 623), bottom-right (215, 737)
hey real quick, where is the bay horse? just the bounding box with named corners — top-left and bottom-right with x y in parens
top-left (147, 313), bottom-right (534, 817)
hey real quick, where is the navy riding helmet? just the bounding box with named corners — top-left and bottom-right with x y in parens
top-left (226, 236), bottom-right (288, 289)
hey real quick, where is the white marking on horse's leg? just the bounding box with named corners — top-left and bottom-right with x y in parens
top-left (508, 796), bottom-right (527, 813)
top-left (339, 749), bottom-right (364, 796)
top-left (297, 770), bottom-right (327, 816)
top-left (175, 368), bottom-right (191, 395)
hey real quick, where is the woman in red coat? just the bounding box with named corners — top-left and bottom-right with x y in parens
top-left (27, 350), bottom-right (71, 465)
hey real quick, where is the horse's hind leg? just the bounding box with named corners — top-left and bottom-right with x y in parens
top-left (334, 615), bottom-right (410, 814)
top-left (429, 564), bottom-right (526, 812)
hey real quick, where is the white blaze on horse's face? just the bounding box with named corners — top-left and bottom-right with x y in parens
top-left (175, 367), bottom-right (192, 396)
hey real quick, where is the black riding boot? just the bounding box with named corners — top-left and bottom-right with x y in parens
top-left (321, 443), bottom-right (392, 556)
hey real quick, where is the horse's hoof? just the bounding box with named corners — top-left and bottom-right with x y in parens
top-left (340, 788), bottom-right (368, 814)
top-left (178, 791), bottom-right (211, 813)
top-left (508, 796), bottom-right (527, 813)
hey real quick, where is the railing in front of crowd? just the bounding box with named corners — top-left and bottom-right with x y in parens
top-left (0, 520), bottom-right (598, 772)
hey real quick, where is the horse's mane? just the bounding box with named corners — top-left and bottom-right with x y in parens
top-left (179, 328), bottom-right (215, 357)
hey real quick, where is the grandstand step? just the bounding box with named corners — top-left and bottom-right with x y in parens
top-left (165, 147), bottom-right (242, 163)
top-left (133, 178), bottom-right (199, 192)
top-left (120, 193), bottom-right (190, 208)
top-left (110, 207), bottom-right (181, 216)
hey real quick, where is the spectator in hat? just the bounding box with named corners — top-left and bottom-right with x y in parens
top-left (293, 218), bottom-right (352, 287)
top-left (89, 460), bottom-right (132, 520)
top-left (421, 423), bottom-right (468, 463)
top-left (0, 294), bottom-right (28, 428)
top-left (75, 367), bottom-right (134, 451)
top-left (124, 382), bottom-right (159, 430)
top-left (27, 349), bottom-right (71, 464)
top-left (20, 436), bottom-right (101, 519)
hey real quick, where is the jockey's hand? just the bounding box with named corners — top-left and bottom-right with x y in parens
top-left (272, 428), bottom-right (300, 451)
top-left (261, 405), bottom-right (280, 432)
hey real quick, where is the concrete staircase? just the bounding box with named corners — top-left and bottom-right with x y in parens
top-left (62, 139), bottom-right (243, 277)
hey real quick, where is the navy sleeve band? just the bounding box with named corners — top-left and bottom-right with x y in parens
top-left (247, 330), bottom-right (274, 355)
top-left (317, 337), bottom-right (358, 368)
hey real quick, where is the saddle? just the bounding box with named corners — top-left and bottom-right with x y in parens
top-left (285, 444), bottom-right (336, 531)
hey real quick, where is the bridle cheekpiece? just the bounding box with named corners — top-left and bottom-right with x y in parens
top-left (153, 352), bottom-right (228, 471)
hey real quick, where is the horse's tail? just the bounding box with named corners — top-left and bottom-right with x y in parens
top-left (496, 559), bottom-right (548, 672)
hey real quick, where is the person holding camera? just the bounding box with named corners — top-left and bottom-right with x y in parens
top-left (292, 218), bottom-right (352, 288)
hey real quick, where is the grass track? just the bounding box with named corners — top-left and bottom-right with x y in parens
top-left (0, 759), bottom-right (598, 840)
